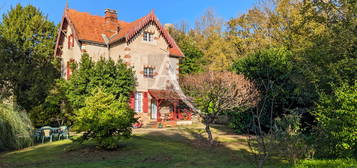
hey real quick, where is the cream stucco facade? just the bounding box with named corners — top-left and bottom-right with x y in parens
top-left (61, 23), bottom-right (179, 92)
top-left (56, 9), bottom-right (186, 125)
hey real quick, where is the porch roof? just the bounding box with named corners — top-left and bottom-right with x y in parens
top-left (148, 89), bottom-right (182, 100)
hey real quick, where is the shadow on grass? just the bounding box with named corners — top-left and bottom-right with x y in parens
top-left (0, 128), bottom-right (291, 168)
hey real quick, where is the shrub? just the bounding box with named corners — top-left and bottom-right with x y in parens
top-left (274, 113), bottom-right (313, 165)
top-left (0, 103), bottom-right (33, 151)
top-left (74, 89), bottom-right (137, 149)
top-left (226, 108), bottom-right (253, 134)
top-left (313, 82), bottom-right (357, 158)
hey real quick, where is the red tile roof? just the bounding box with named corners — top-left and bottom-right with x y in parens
top-left (59, 8), bottom-right (184, 57)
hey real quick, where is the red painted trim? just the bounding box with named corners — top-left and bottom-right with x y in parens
top-left (143, 92), bottom-right (148, 113)
top-left (156, 99), bottom-right (162, 122)
top-left (67, 35), bottom-right (70, 49)
top-left (71, 34), bottom-right (74, 47)
top-left (129, 93), bottom-right (135, 109)
top-left (124, 11), bottom-right (184, 57)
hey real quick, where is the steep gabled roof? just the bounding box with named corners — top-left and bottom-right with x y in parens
top-left (55, 8), bottom-right (184, 57)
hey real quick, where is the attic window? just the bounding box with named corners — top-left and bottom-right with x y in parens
top-left (68, 34), bottom-right (74, 49)
top-left (143, 32), bottom-right (153, 42)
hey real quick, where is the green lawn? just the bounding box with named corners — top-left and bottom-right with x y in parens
top-left (0, 126), bottom-right (355, 168)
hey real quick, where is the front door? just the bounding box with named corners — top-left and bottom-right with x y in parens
top-left (151, 100), bottom-right (157, 120)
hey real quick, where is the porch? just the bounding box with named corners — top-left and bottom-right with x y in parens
top-left (148, 89), bottom-right (193, 123)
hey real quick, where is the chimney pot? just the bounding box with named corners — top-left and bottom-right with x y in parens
top-left (105, 9), bottom-right (118, 23)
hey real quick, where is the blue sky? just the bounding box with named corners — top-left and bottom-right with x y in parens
top-left (0, 0), bottom-right (256, 27)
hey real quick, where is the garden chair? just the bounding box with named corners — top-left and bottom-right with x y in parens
top-left (41, 127), bottom-right (53, 143)
top-left (33, 129), bottom-right (42, 143)
top-left (58, 126), bottom-right (69, 140)
top-left (51, 127), bottom-right (61, 140)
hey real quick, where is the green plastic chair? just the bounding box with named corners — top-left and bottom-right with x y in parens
top-left (41, 126), bottom-right (53, 143)
top-left (33, 129), bottom-right (42, 143)
top-left (58, 126), bottom-right (69, 140)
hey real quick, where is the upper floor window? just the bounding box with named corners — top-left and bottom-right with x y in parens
top-left (143, 32), bottom-right (154, 42)
top-left (144, 67), bottom-right (154, 78)
top-left (66, 59), bottom-right (75, 80)
top-left (68, 34), bottom-right (74, 49)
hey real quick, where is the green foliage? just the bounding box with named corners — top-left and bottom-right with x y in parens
top-left (178, 38), bottom-right (205, 74)
top-left (313, 82), bottom-right (357, 158)
top-left (29, 79), bottom-right (72, 127)
top-left (226, 108), bottom-right (253, 134)
top-left (295, 159), bottom-right (357, 168)
top-left (0, 103), bottom-right (33, 151)
top-left (168, 27), bottom-right (205, 74)
top-left (274, 113), bottom-right (313, 165)
top-left (66, 53), bottom-right (136, 110)
top-left (74, 88), bottom-right (137, 149)
top-left (233, 48), bottom-right (314, 129)
top-left (0, 4), bottom-right (58, 111)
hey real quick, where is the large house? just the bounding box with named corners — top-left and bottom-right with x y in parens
top-left (54, 7), bottom-right (192, 126)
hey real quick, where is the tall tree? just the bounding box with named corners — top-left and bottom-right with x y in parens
top-left (0, 4), bottom-right (58, 111)
top-left (168, 26), bottom-right (205, 74)
top-left (193, 9), bottom-right (237, 71)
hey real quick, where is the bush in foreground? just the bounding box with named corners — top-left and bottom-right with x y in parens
top-left (0, 103), bottom-right (33, 151)
top-left (74, 89), bottom-right (137, 149)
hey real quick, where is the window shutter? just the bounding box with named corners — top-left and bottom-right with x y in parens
top-left (71, 34), bottom-right (74, 47)
top-left (143, 92), bottom-right (148, 113)
top-left (130, 93), bottom-right (135, 109)
top-left (67, 35), bottom-right (71, 49)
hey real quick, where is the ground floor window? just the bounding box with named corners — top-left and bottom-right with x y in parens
top-left (135, 92), bottom-right (142, 113)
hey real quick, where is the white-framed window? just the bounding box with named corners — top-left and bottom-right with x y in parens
top-left (144, 67), bottom-right (154, 78)
top-left (143, 32), bottom-right (153, 42)
top-left (135, 92), bottom-right (142, 113)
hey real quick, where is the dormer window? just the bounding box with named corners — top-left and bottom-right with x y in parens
top-left (143, 32), bottom-right (153, 42)
top-left (144, 67), bottom-right (154, 78)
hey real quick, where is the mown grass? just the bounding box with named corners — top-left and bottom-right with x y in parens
top-left (0, 126), bottom-right (355, 168)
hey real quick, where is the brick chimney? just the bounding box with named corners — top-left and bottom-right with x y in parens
top-left (104, 9), bottom-right (118, 23)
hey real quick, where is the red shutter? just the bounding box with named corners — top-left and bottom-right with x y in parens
top-left (67, 35), bottom-right (70, 49)
top-left (143, 92), bottom-right (148, 113)
top-left (130, 93), bottom-right (135, 110)
top-left (71, 34), bottom-right (74, 47)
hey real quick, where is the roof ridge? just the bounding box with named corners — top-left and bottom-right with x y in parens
top-left (67, 8), bottom-right (129, 24)
top-left (57, 8), bottom-right (184, 57)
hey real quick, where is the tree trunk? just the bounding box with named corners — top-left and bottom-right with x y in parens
top-left (205, 124), bottom-right (213, 145)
